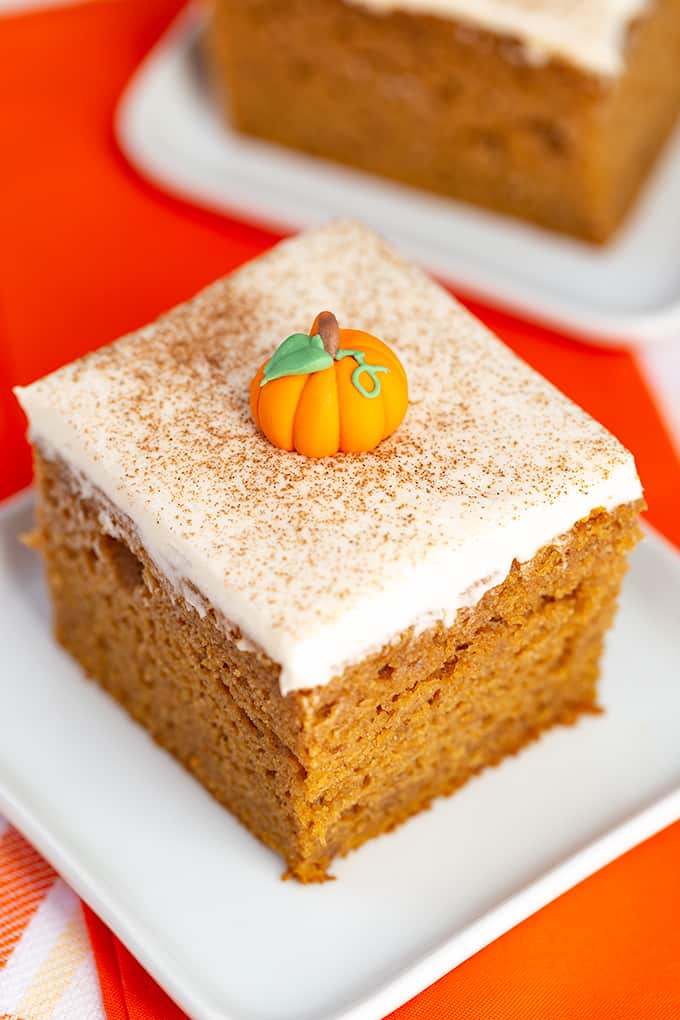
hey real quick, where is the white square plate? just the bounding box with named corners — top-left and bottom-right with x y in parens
top-left (116, 5), bottom-right (680, 347)
top-left (1, 491), bottom-right (679, 1020)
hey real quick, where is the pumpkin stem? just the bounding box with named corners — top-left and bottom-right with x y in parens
top-left (316, 311), bottom-right (340, 358)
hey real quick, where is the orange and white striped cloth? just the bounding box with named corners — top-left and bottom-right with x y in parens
top-left (0, 818), bottom-right (105, 1020)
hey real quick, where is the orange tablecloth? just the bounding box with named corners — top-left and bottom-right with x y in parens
top-left (1, 3), bottom-right (679, 1018)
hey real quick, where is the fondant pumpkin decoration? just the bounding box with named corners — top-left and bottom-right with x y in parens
top-left (249, 311), bottom-right (408, 458)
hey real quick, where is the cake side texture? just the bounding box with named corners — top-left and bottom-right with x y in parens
top-left (31, 448), bottom-right (643, 881)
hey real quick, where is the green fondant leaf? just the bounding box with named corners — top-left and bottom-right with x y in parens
top-left (261, 333), bottom-right (332, 386)
top-left (276, 332), bottom-right (321, 362)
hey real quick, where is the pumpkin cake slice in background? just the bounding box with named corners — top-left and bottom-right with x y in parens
top-left (211, 0), bottom-right (680, 242)
top-left (15, 221), bottom-right (644, 881)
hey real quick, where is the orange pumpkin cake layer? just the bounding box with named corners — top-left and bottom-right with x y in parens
top-left (16, 222), bottom-right (644, 879)
top-left (211, 0), bottom-right (680, 241)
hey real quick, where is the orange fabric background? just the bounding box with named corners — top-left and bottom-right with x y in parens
top-left (0, 2), bottom-right (678, 1017)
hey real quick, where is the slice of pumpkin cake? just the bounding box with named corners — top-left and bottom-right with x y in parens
top-left (211, 0), bottom-right (680, 241)
top-left (15, 221), bottom-right (644, 881)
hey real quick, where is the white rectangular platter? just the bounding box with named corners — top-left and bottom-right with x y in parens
top-left (1, 491), bottom-right (679, 1020)
top-left (116, 5), bottom-right (680, 347)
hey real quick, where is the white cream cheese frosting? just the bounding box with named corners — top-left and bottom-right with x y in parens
top-left (15, 221), bottom-right (642, 694)
top-left (344, 0), bottom-right (650, 75)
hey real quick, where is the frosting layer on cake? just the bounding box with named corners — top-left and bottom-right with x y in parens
top-left (16, 222), bottom-right (642, 694)
top-left (345, 0), bottom-right (649, 76)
